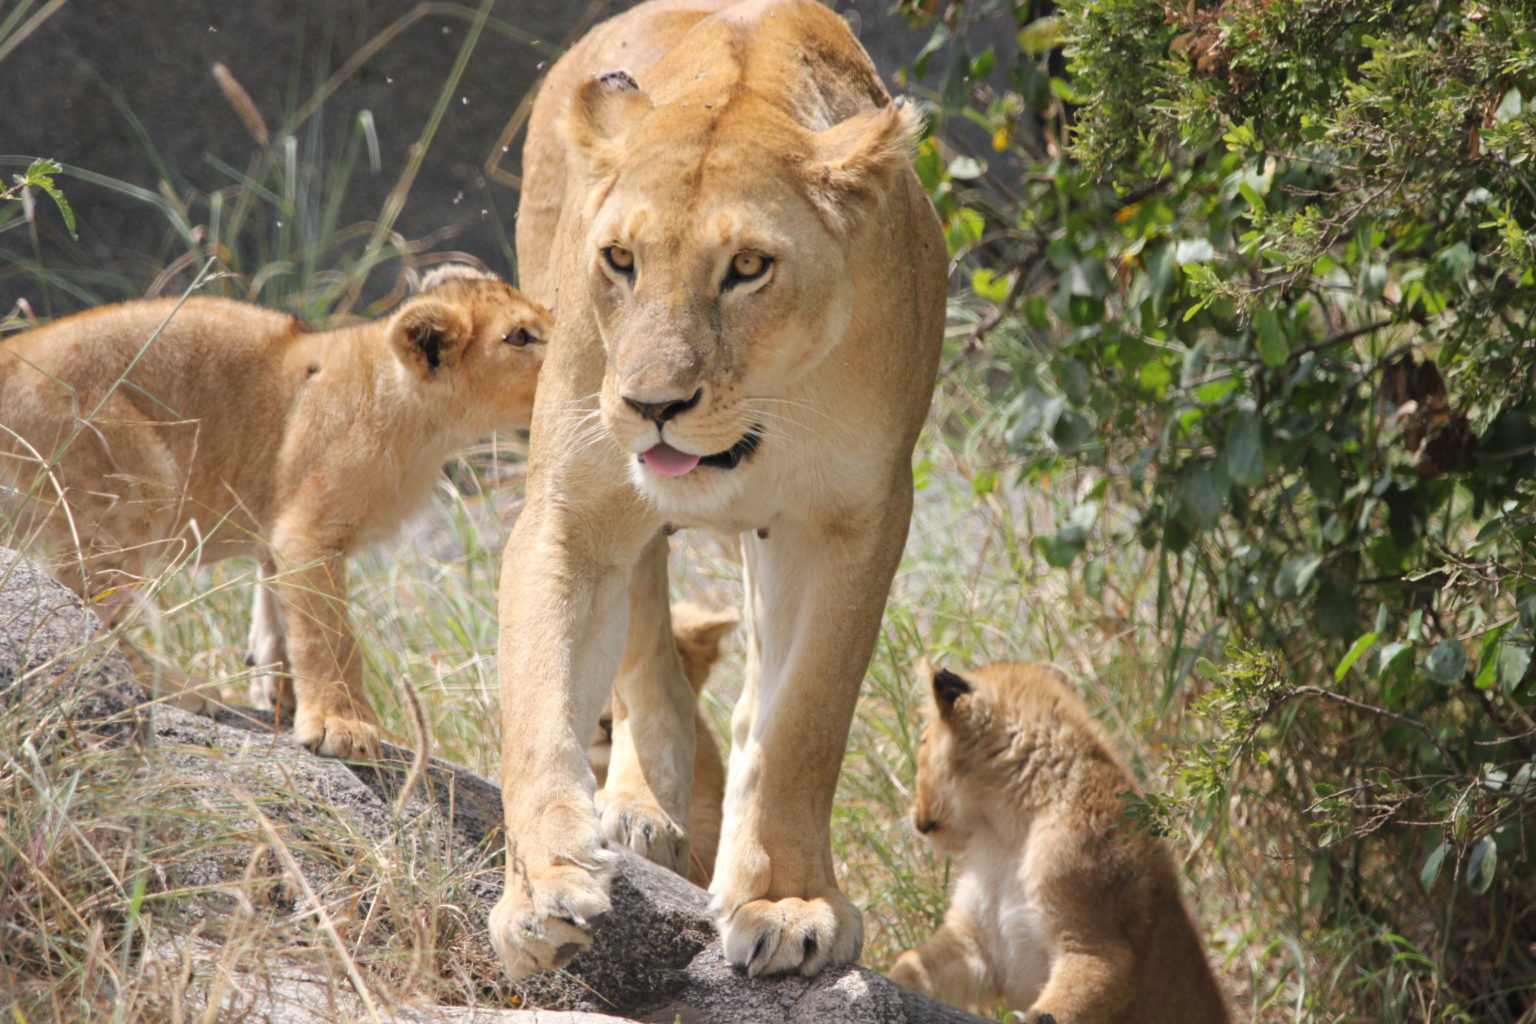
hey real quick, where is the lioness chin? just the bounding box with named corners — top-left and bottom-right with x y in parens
top-left (0, 266), bottom-right (550, 759)
top-left (490, 0), bottom-right (946, 982)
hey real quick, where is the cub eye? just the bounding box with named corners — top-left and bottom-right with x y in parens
top-left (603, 245), bottom-right (635, 276)
top-left (502, 328), bottom-right (539, 347)
top-left (723, 251), bottom-right (772, 288)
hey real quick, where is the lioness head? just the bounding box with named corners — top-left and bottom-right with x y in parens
top-left (390, 265), bottom-right (553, 431)
top-left (561, 70), bottom-right (920, 512)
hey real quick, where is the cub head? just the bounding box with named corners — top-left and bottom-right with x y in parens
top-left (560, 69), bottom-right (920, 514)
top-left (910, 661), bottom-right (1078, 853)
top-left (388, 264), bottom-right (553, 431)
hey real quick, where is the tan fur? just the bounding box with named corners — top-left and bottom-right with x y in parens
top-left (489, 0), bottom-right (946, 981)
top-left (890, 663), bottom-right (1230, 1024)
top-left (588, 600), bottom-right (736, 887)
top-left (0, 269), bottom-right (551, 758)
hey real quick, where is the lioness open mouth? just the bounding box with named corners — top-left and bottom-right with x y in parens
top-left (640, 426), bottom-right (762, 476)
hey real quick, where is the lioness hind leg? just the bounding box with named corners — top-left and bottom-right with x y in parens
top-left (245, 557), bottom-right (293, 714)
top-left (596, 533), bottom-right (695, 875)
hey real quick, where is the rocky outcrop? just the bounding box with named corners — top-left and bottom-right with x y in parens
top-left (0, 548), bottom-right (986, 1024)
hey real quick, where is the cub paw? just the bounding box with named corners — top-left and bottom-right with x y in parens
top-left (294, 709), bottom-right (381, 760)
top-left (489, 854), bottom-right (616, 979)
top-left (1021, 1013), bottom-right (1058, 1024)
top-left (717, 892), bottom-right (863, 978)
top-left (246, 670), bottom-right (294, 715)
top-left (887, 949), bottom-right (930, 995)
top-left (595, 788), bottom-right (689, 874)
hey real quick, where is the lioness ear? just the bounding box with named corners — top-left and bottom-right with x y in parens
top-left (390, 298), bottom-right (473, 380)
top-left (562, 69), bottom-right (654, 179)
top-left (803, 99), bottom-right (922, 232)
top-left (931, 665), bottom-right (972, 722)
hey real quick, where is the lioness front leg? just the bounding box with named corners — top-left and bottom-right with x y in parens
top-left (489, 497), bottom-right (655, 978)
top-left (270, 518), bottom-right (379, 759)
top-left (712, 500), bottom-right (911, 977)
top-left (596, 533), bottom-right (696, 874)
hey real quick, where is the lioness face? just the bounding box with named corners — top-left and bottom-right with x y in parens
top-left (585, 139), bottom-right (852, 513)
top-left (563, 79), bottom-right (918, 516)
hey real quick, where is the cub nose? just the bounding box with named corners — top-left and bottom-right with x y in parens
top-left (622, 387), bottom-right (702, 424)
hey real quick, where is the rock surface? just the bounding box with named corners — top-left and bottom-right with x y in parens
top-left (0, 548), bottom-right (987, 1024)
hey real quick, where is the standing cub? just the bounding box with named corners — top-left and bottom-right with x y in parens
top-left (0, 266), bottom-right (550, 758)
top-left (890, 662), bottom-right (1229, 1024)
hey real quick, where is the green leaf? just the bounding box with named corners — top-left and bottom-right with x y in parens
top-left (1426, 640), bottom-right (1467, 686)
top-left (1254, 307), bottom-right (1289, 368)
top-left (1017, 16), bottom-right (1064, 55)
top-left (1223, 412), bottom-right (1266, 487)
top-left (1335, 632), bottom-right (1380, 681)
top-left (1465, 835), bottom-right (1497, 894)
top-left (1498, 640), bottom-right (1532, 695)
top-left (971, 267), bottom-right (1009, 303)
top-left (1475, 627), bottom-right (1506, 691)
top-left (1275, 554), bottom-right (1322, 599)
top-left (1420, 841), bottom-right (1450, 891)
top-left (1176, 463), bottom-right (1223, 531)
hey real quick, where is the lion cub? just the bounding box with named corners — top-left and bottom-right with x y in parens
top-left (0, 266), bottom-right (551, 759)
top-left (890, 662), bottom-right (1229, 1024)
top-left (587, 600), bottom-right (737, 888)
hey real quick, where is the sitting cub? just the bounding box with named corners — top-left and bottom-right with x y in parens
top-left (0, 266), bottom-right (551, 759)
top-left (890, 661), bottom-right (1230, 1024)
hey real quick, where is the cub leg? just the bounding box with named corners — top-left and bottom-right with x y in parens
top-left (596, 532), bottom-right (695, 875)
top-left (269, 517), bottom-right (379, 759)
top-left (711, 494), bottom-right (912, 978)
top-left (890, 917), bottom-right (1001, 1013)
top-left (245, 555), bottom-right (293, 714)
top-left (1026, 942), bottom-right (1136, 1024)
top-left (487, 492), bottom-right (656, 979)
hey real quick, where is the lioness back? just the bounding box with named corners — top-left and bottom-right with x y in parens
top-left (892, 661), bottom-right (1230, 1024)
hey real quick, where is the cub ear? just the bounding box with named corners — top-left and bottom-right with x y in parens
top-left (803, 98), bottom-right (922, 232)
top-left (390, 298), bottom-right (473, 380)
top-left (561, 69), bottom-right (654, 179)
top-left (930, 665), bottom-right (972, 721)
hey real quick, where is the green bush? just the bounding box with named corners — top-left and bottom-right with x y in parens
top-left (902, 0), bottom-right (1536, 1018)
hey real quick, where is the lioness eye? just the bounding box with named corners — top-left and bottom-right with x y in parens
top-left (603, 245), bottom-right (635, 275)
top-left (502, 328), bottom-right (538, 347)
top-left (725, 251), bottom-right (771, 287)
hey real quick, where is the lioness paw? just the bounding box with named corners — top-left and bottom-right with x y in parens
top-left (595, 788), bottom-right (689, 874)
top-left (294, 709), bottom-right (381, 760)
top-left (717, 893), bottom-right (863, 978)
top-left (489, 855), bottom-right (615, 979)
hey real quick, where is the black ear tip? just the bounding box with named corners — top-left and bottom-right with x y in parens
top-left (595, 69), bottom-right (639, 93)
top-left (932, 667), bottom-right (970, 706)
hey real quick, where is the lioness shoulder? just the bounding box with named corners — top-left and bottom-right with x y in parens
top-left (890, 661), bottom-right (1230, 1024)
top-left (0, 265), bottom-right (552, 757)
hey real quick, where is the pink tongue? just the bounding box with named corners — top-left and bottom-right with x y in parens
top-left (642, 443), bottom-right (702, 476)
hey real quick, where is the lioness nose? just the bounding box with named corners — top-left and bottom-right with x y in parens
top-left (623, 387), bottom-right (702, 424)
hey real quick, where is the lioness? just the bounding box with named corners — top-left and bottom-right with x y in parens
top-left (890, 662), bottom-right (1231, 1024)
top-left (491, 0), bottom-right (945, 980)
top-left (0, 267), bottom-right (551, 758)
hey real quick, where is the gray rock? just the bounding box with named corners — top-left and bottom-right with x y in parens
top-left (0, 548), bottom-right (986, 1024)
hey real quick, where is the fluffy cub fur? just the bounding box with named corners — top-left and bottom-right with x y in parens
top-left (587, 600), bottom-right (737, 887)
top-left (0, 266), bottom-right (550, 758)
top-left (890, 662), bottom-right (1230, 1024)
